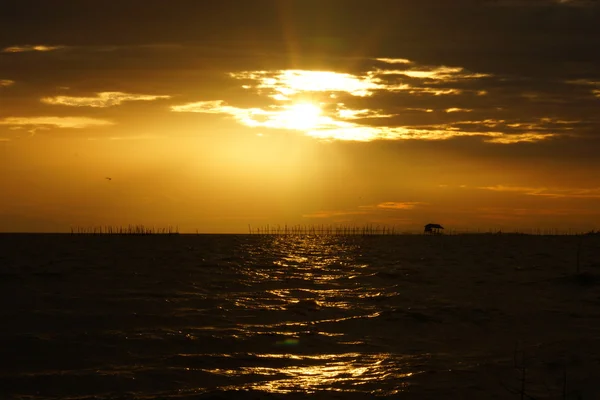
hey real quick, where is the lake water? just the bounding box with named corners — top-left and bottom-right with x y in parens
top-left (1, 233), bottom-right (600, 399)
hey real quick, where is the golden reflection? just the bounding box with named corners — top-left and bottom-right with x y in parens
top-left (202, 353), bottom-right (417, 394)
top-left (193, 236), bottom-right (422, 395)
top-left (232, 235), bottom-right (391, 335)
top-left (237, 310), bottom-right (383, 332)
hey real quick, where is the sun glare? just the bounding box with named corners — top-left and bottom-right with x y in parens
top-left (278, 103), bottom-right (323, 130)
top-left (232, 70), bottom-right (382, 97)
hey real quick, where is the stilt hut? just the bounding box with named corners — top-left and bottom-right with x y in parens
top-left (424, 223), bottom-right (444, 234)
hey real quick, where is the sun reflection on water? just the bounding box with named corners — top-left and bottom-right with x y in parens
top-left (198, 235), bottom-right (417, 395)
top-left (203, 353), bottom-right (417, 394)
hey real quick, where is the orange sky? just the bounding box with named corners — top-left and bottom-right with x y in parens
top-left (1, 0), bottom-right (600, 233)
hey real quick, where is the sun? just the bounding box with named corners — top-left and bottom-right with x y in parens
top-left (278, 103), bottom-right (323, 130)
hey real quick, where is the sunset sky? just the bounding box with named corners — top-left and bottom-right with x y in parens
top-left (1, 0), bottom-right (600, 233)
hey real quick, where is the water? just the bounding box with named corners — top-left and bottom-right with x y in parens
top-left (1, 233), bottom-right (600, 399)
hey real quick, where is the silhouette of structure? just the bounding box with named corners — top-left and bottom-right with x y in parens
top-left (424, 223), bottom-right (444, 234)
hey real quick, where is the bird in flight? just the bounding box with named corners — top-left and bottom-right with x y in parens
top-left (105, 177), bottom-right (112, 181)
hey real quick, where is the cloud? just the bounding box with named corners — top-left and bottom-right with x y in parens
top-left (377, 66), bottom-right (489, 81)
top-left (172, 101), bottom-right (350, 132)
top-left (484, 132), bottom-right (557, 144)
top-left (449, 117), bottom-right (580, 142)
top-left (445, 108), bottom-right (473, 113)
top-left (373, 202), bottom-right (427, 210)
top-left (566, 79), bottom-right (600, 98)
top-left (2, 45), bottom-right (65, 53)
top-left (171, 99), bottom-right (558, 143)
top-left (41, 92), bottom-right (171, 107)
top-left (375, 58), bottom-right (412, 64)
top-left (170, 100), bottom-right (228, 114)
top-left (568, 79), bottom-right (600, 86)
top-left (0, 116), bottom-right (114, 129)
top-left (478, 185), bottom-right (600, 198)
top-left (230, 63), bottom-right (491, 101)
top-left (405, 108), bottom-right (434, 113)
top-left (0, 79), bottom-right (14, 87)
top-left (336, 104), bottom-right (394, 120)
top-left (168, 60), bottom-right (588, 144)
top-left (302, 201), bottom-right (427, 222)
top-left (231, 69), bottom-right (384, 98)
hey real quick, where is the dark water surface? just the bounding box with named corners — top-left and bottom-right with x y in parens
top-left (1, 233), bottom-right (600, 399)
